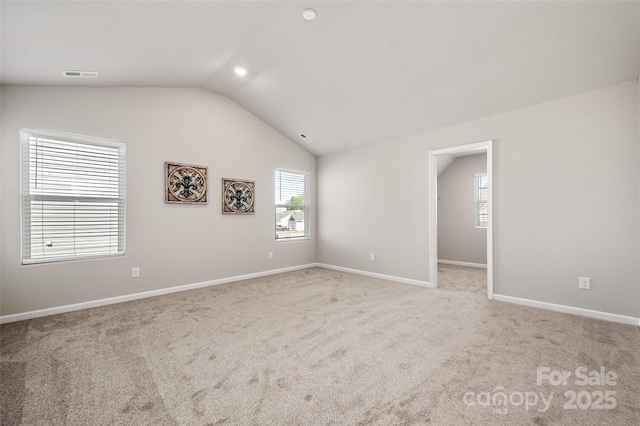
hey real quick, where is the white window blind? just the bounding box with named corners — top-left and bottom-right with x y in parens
top-left (275, 169), bottom-right (309, 240)
top-left (474, 173), bottom-right (488, 228)
top-left (21, 128), bottom-right (126, 264)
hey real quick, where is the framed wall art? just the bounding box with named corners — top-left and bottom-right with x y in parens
top-left (165, 162), bottom-right (208, 204)
top-left (222, 178), bottom-right (255, 214)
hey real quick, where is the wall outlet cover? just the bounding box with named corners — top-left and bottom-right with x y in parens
top-left (578, 277), bottom-right (590, 289)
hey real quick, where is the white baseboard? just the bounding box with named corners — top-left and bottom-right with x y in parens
top-left (4, 264), bottom-right (635, 327)
top-left (316, 263), bottom-right (433, 288)
top-left (0, 263), bottom-right (317, 324)
top-left (493, 294), bottom-right (640, 326)
top-left (438, 259), bottom-right (487, 269)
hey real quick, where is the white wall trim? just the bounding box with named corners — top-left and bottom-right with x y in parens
top-left (0, 264), bottom-right (317, 324)
top-left (316, 263), bottom-right (433, 288)
top-left (493, 294), bottom-right (640, 326)
top-left (429, 140), bottom-right (493, 299)
top-left (438, 259), bottom-right (488, 269)
top-left (4, 264), bottom-right (635, 326)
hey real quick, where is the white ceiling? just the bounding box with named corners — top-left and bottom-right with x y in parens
top-left (2, 1), bottom-right (639, 156)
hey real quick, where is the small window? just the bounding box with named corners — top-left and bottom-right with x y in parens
top-left (21, 128), bottom-right (126, 264)
top-left (275, 169), bottom-right (309, 240)
top-left (474, 173), bottom-right (488, 228)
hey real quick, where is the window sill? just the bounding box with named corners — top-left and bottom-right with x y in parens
top-left (22, 252), bottom-right (125, 266)
top-left (275, 237), bottom-right (310, 243)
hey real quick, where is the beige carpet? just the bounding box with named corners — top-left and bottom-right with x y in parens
top-left (1, 267), bottom-right (639, 425)
top-left (437, 263), bottom-right (487, 294)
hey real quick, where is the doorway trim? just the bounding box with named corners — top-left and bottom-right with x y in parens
top-left (428, 140), bottom-right (494, 299)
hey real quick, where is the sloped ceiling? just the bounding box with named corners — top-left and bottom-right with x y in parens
top-left (1, 1), bottom-right (639, 156)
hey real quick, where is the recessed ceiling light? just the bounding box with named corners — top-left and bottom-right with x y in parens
top-left (302, 8), bottom-right (317, 21)
top-left (234, 66), bottom-right (248, 77)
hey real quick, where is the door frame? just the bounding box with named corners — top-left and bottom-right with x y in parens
top-left (428, 140), bottom-right (494, 299)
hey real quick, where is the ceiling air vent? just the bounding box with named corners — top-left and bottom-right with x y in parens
top-left (62, 70), bottom-right (99, 78)
top-left (299, 133), bottom-right (314, 143)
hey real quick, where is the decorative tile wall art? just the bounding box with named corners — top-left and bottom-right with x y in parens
top-left (222, 178), bottom-right (255, 214)
top-left (165, 162), bottom-right (208, 204)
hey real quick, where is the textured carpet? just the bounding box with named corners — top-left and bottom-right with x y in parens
top-left (437, 263), bottom-right (486, 294)
top-left (1, 267), bottom-right (639, 425)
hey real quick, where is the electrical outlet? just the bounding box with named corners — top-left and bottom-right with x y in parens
top-left (370, 253), bottom-right (376, 261)
top-left (578, 277), bottom-right (590, 290)
top-left (268, 252), bottom-right (273, 260)
top-left (132, 267), bottom-right (140, 278)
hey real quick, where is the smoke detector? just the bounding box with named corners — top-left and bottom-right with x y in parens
top-left (302, 8), bottom-right (317, 21)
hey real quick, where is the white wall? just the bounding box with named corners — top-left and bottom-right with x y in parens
top-left (437, 154), bottom-right (487, 265)
top-left (0, 86), bottom-right (316, 316)
top-left (318, 81), bottom-right (639, 318)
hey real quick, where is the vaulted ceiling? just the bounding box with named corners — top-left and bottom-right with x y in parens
top-left (2, 1), bottom-right (639, 156)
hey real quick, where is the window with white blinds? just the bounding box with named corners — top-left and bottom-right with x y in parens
top-left (275, 169), bottom-right (309, 240)
top-left (474, 173), bottom-right (488, 228)
top-left (21, 128), bottom-right (126, 264)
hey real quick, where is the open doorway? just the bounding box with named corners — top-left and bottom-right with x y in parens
top-left (428, 141), bottom-right (493, 299)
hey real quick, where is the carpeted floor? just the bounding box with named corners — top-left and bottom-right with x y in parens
top-left (1, 266), bottom-right (639, 425)
top-left (437, 263), bottom-right (486, 294)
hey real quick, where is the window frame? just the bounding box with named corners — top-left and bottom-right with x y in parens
top-left (20, 127), bottom-right (126, 265)
top-left (474, 172), bottom-right (488, 229)
top-left (274, 168), bottom-right (310, 241)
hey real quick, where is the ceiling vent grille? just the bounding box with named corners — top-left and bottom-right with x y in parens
top-left (62, 71), bottom-right (99, 78)
top-left (299, 133), bottom-right (314, 143)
